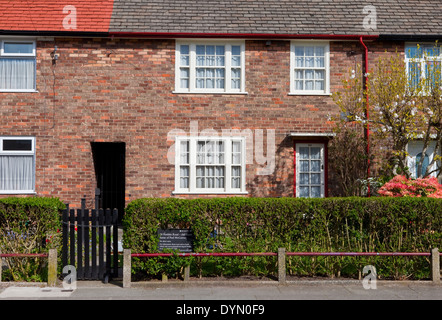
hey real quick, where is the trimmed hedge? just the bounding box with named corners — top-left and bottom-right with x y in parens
top-left (0, 197), bottom-right (65, 281)
top-left (123, 197), bottom-right (442, 280)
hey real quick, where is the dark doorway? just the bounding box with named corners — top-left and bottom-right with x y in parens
top-left (91, 142), bottom-right (125, 223)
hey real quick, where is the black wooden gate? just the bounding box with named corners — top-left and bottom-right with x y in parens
top-left (62, 199), bottom-right (119, 282)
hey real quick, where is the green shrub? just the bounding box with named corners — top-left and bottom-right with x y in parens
top-left (123, 197), bottom-right (442, 280)
top-left (0, 197), bottom-right (65, 282)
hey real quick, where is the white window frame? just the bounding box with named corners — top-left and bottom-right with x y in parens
top-left (0, 39), bottom-right (37, 92)
top-left (295, 143), bottom-right (325, 198)
top-left (406, 140), bottom-right (440, 179)
top-left (0, 136), bottom-right (36, 194)
top-left (173, 136), bottom-right (247, 194)
top-left (290, 41), bottom-right (330, 95)
top-left (174, 40), bottom-right (246, 94)
top-left (405, 43), bottom-right (442, 90)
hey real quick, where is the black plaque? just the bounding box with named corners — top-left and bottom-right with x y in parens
top-left (158, 229), bottom-right (194, 253)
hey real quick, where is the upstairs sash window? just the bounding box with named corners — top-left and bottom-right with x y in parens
top-left (405, 44), bottom-right (442, 90)
top-left (176, 41), bottom-right (245, 93)
top-left (0, 40), bottom-right (36, 92)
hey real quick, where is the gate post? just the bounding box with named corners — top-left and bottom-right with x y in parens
top-left (278, 248), bottom-right (286, 284)
top-left (431, 248), bottom-right (440, 284)
top-left (48, 249), bottom-right (57, 287)
top-left (123, 249), bottom-right (131, 288)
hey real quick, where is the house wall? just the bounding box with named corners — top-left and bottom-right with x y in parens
top-left (0, 37), bottom-right (404, 208)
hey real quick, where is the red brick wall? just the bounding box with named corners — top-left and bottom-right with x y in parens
top-left (0, 37), bottom-right (404, 207)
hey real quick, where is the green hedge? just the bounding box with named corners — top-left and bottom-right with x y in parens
top-left (123, 197), bottom-right (442, 280)
top-left (0, 197), bottom-right (65, 281)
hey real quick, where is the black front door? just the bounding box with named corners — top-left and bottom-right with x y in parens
top-left (91, 142), bottom-right (125, 223)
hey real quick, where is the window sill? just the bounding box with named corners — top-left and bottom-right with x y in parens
top-left (172, 190), bottom-right (248, 195)
top-left (173, 91), bottom-right (248, 95)
top-left (0, 89), bottom-right (38, 93)
top-left (288, 92), bottom-right (331, 96)
top-left (0, 191), bottom-right (36, 195)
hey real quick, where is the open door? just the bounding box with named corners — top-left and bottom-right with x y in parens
top-left (91, 142), bottom-right (125, 223)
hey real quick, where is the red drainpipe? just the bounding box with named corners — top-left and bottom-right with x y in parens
top-left (359, 36), bottom-right (371, 197)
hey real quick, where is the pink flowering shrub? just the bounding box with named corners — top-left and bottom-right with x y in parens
top-left (378, 175), bottom-right (442, 198)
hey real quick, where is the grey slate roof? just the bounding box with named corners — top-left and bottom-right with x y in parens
top-left (109, 0), bottom-right (442, 36)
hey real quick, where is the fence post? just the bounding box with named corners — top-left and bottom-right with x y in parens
top-left (278, 248), bottom-right (286, 284)
top-left (431, 248), bottom-right (440, 284)
top-left (184, 265), bottom-right (190, 282)
top-left (0, 249), bottom-right (2, 284)
top-left (48, 249), bottom-right (57, 287)
top-left (123, 249), bottom-right (131, 288)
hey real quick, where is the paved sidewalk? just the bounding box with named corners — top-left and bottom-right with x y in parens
top-left (0, 279), bottom-right (440, 300)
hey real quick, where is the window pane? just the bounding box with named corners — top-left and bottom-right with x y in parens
top-left (315, 70), bottom-right (324, 80)
top-left (231, 68), bottom-right (241, 79)
top-left (424, 46), bottom-right (439, 58)
top-left (310, 147), bottom-right (321, 159)
top-left (180, 45), bottom-right (189, 55)
top-left (311, 186), bottom-right (321, 198)
top-left (232, 166), bottom-right (241, 188)
top-left (406, 46), bottom-right (422, 59)
top-left (426, 61), bottom-right (441, 86)
top-left (305, 70), bottom-right (314, 79)
top-left (3, 139), bottom-right (32, 151)
top-left (295, 70), bottom-right (304, 80)
top-left (216, 55), bottom-right (225, 66)
top-left (305, 46), bottom-right (314, 56)
top-left (0, 155), bottom-right (34, 191)
top-left (180, 141), bottom-right (189, 164)
top-left (196, 45), bottom-right (205, 55)
top-left (415, 153), bottom-right (430, 177)
top-left (4, 42), bottom-right (33, 54)
top-left (299, 147), bottom-right (309, 159)
top-left (295, 80), bottom-right (303, 90)
top-left (206, 55), bottom-right (215, 66)
top-left (315, 57), bottom-right (325, 68)
top-left (231, 79), bottom-right (240, 89)
top-left (315, 80), bottom-right (324, 91)
top-left (295, 46), bottom-right (304, 56)
top-left (315, 46), bottom-right (325, 56)
top-left (305, 57), bottom-right (314, 68)
top-left (311, 160), bottom-right (321, 172)
top-left (180, 55), bottom-right (189, 66)
top-left (300, 160), bottom-right (309, 172)
top-left (180, 166), bottom-right (189, 188)
top-left (206, 78), bottom-right (215, 89)
top-left (216, 46), bottom-right (225, 55)
top-left (196, 55), bottom-right (205, 66)
top-left (299, 186), bottom-right (309, 198)
top-left (206, 46), bottom-right (215, 55)
top-left (299, 173), bottom-right (309, 185)
top-left (311, 173), bottom-right (321, 184)
top-left (0, 58), bottom-right (36, 90)
top-left (408, 62), bottom-right (421, 88)
top-left (295, 57), bottom-right (304, 68)
top-left (231, 55), bottom-right (241, 67)
top-left (232, 46), bottom-right (241, 56)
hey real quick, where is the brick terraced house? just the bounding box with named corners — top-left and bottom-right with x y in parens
top-left (0, 0), bottom-right (441, 219)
